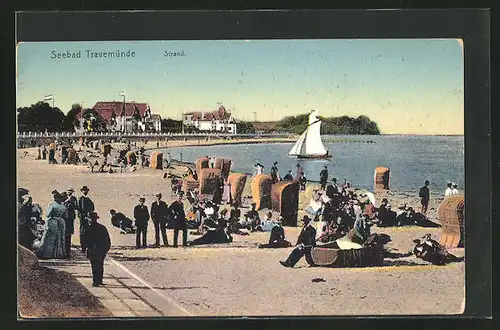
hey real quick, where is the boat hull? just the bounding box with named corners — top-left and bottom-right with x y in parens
top-left (294, 154), bottom-right (332, 159)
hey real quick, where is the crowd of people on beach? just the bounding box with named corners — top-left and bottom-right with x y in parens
top-left (19, 138), bottom-right (465, 285)
top-left (35, 138), bottom-right (176, 175)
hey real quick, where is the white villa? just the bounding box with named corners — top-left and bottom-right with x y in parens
top-left (183, 106), bottom-right (237, 134)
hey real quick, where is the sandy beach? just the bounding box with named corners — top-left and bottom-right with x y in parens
top-left (17, 141), bottom-right (465, 316)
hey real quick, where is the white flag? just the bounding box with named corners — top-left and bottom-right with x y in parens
top-left (44, 95), bottom-right (53, 101)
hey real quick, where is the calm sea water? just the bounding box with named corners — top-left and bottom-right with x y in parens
top-left (159, 135), bottom-right (464, 195)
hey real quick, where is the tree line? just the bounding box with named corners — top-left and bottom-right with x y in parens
top-left (275, 114), bottom-right (381, 135)
top-left (17, 102), bottom-right (378, 135)
top-left (17, 102), bottom-right (257, 134)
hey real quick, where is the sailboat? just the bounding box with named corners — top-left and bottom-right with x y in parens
top-left (288, 110), bottom-right (332, 159)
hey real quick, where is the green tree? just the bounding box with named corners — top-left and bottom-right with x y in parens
top-left (80, 108), bottom-right (107, 132)
top-left (17, 101), bottom-right (65, 132)
top-left (273, 113), bottom-right (381, 135)
top-left (236, 121), bottom-right (256, 134)
top-left (161, 118), bottom-right (183, 133)
top-left (63, 103), bottom-right (82, 132)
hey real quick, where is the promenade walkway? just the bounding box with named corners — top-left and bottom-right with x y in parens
top-left (40, 249), bottom-right (192, 317)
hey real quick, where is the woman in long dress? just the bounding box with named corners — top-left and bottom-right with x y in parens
top-left (38, 191), bottom-right (67, 259)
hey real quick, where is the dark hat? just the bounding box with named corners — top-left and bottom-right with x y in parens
top-left (89, 212), bottom-right (99, 219)
top-left (332, 177), bottom-right (337, 182)
top-left (80, 185), bottom-right (89, 192)
top-left (67, 188), bottom-right (75, 193)
top-left (139, 197), bottom-right (145, 202)
top-left (155, 192), bottom-right (162, 197)
top-left (382, 198), bottom-right (388, 203)
top-left (273, 161), bottom-right (278, 164)
top-left (302, 215), bottom-right (312, 223)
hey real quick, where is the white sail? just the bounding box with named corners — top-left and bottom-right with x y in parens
top-left (288, 110), bottom-right (328, 156)
top-left (304, 118), bottom-right (327, 155)
top-left (288, 129), bottom-right (307, 155)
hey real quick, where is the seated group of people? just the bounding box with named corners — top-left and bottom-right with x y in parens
top-left (280, 210), bottom-right (381, 268)
top-left (375, 198), bottom-right (440, 228)
top-left (184, 192), bottom-right (291, 246)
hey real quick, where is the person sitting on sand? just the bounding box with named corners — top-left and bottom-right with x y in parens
top-left (243, 203), bottom-right (261, 231)
top-left (198, 200), bottom-right (218, 232)
top-left (279, 215), bottom-right (316, 268)
top-left (316, 219), bottom-right (344, 244)
top-left (396, 206), bottom-right (415, 226)
top-left (362, 199), bottom-right (376, 220)
top-left (228, 202), bottom-right (248, 235)
top-left (255, 212), bottom-right (278, 232)
top-left (110, 209), bottom-right (136, 234)
top-left (377, 203), bottom-right (397, 227)
top-left (406, 207), bottom-right (441, 228)
top-left (305, 190), bottom-right (323, 219)
top-left (258, 219), bottom-right (292, 248)
top-left (187, 208), bottom-right (233, 246)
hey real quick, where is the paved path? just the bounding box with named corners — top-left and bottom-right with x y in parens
top-left (40, 249), bottom-right (193, 317)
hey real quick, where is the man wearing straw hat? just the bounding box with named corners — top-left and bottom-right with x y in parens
top-left (78, 185), bottom-right (95, 253)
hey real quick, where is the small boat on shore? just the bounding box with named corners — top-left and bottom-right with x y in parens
top-left (288, 110), bottom-right (332, 159)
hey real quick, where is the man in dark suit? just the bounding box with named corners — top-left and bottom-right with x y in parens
top-left (419, 180), bottom-right (430, 214)
top-left (280, 215), bottom-right (316, 267)
top-left (319, 166), bottom-right (328, 190)
top-left (83, 212), bottom-right (111, 287)
top-left (134, 197), bottom-right (150, 248)
top-left (151, 193), bottom-right (169, 247)
top-left (64, 188), bottom-right (78, 258)
top-left (78, 185), bottom-right (95, 253)
top-left (168, 192), bottom-right (187, 247)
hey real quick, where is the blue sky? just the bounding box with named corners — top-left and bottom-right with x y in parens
top-left (16, 39), bottom-right (463, 134)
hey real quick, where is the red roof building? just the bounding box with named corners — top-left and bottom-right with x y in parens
top-left (76, 101), bottom-right (161, 132)
top-left (184, 106), bottom-right (232, 122)
top-left (77, 102), bottom-right (151, 122)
